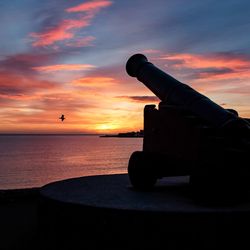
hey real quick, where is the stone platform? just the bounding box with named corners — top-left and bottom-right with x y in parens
top-left (39, 174), bottom-right (250, 249)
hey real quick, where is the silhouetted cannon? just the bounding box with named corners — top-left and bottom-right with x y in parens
top-left (126, 54), bottom-right (250, 200)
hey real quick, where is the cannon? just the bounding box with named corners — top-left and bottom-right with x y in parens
top-left (126, 54), bottom-right (250, 199)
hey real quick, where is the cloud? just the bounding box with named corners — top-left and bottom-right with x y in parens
top-left (160, 53), bottom-right (250, 69)
top-left (221, 84), bottom-right (250, 95)
top-left (66, 0), bottom-right (112, 13)
top-left (0, 53), bottom-right (62, 107)
top-left (32, 64), bottom-right (95, 72)
top-left (117, 96), bottom-right (159, 103)
top-left (37, 92), bottom-right (98, 112)
top-left (0, 53), bottom-right (53, 75)
top-left (0, 71), bottom-right (57, 100)
top-left (0, 72), bottom-right (56, 91)
top-left (30, 17), bottom-right (91, 47)
top-left (159, 52), bottom-right (250, 81)
top-left (66, 36), bottom-right (96, 47)
top-left (71, 77), bottom-right (116, 87)
top-left (189, 67), bottom-right (235, 80)
top-left (30, 1), bottom-right (113, 48)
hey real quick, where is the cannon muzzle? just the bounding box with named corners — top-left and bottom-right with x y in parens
top-left (126, 54), bottom-right (249, 128)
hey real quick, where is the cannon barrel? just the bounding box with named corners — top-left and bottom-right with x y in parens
top-left (126, 54), bottom-right (243, 128)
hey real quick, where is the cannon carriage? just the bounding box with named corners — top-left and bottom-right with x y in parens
top-left (126, 54), bottom-right (250, 197)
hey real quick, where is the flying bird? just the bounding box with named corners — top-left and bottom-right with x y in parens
top-left (59, 114), bottom-right (65, 122)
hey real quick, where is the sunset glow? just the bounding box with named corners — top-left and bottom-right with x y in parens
top-left (0, 0), bottom-right (250, 133)
top-left (95, 123), bottom-right (119, 131)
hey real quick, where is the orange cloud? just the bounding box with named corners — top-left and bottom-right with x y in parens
top-left (159, 52), bottom-right (250, 82)
top-left (161, 53), bottom-right (250, 69)
top-left (72, 77), bottom-right (116, 87)
top-left (66, 0), bottom-right (112, 13)
top-left (32, 64), bottom-right (95, 72)
top-left (30, 18), bottom-right (91, 47)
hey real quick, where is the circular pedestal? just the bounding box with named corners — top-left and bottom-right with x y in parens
top-left (39, 174), bottom-right (250, 249)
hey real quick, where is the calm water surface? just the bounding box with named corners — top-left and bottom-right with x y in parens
top-left (0, 135), bottom-right (142, 189)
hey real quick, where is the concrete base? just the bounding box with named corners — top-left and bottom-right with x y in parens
top-left (39, 174), bottom-right (250, 249)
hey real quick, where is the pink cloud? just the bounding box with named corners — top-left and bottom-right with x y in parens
top-left (32, 64), bottom-right (95, 72)
top-left (30, 18), bottom-right (91, 47)
top-left (30, 1), bottom-right (112, 47)
top-left (66, 0), bottom-right (112, 13)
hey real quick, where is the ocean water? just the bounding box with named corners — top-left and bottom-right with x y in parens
top-left (0, 135), bottom-right (142, 189)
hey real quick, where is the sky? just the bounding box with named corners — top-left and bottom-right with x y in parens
top-left (0, 0), bottom-right (250, 134)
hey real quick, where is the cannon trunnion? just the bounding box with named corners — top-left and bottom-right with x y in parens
top-left (126, 54), bottom-right (250, 199)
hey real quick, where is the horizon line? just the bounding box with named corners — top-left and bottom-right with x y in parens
top-left (0, 133), bottom-right (104, 136)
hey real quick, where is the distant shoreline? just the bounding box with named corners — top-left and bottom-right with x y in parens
top-left (100, 130), bottom-right (144, 138)
top-left (100, 135), bottom-right (143, 138)
top-left (0, 133), bottom-right (101, 136)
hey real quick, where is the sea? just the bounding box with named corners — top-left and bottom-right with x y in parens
top-left (0, 135), bottom-right (142, 190)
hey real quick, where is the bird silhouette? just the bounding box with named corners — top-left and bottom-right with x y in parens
top-left (59, 114), bottom-right (65, 122)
